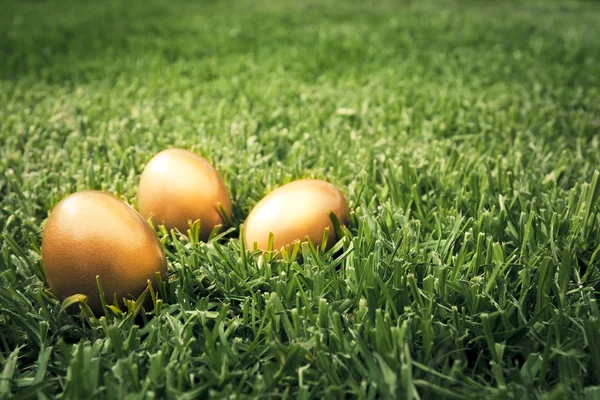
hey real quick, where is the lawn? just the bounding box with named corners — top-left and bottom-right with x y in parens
top-left (1, 0), bottom-right (600, 398)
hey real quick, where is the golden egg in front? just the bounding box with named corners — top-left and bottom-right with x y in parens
top-left (41, 191), bottom-right (167, 314)
top-left (244, 179), bottom-right (350, 252)
top-left (137, 148), bottom-right (232, 240)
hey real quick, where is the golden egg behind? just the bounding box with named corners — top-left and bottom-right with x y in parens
top-left (41, 191), bottom-right (167, 314)
top-left (137, 148), bottom-right (232, 240)
top-left (244, 179), bottom-right (350, 252)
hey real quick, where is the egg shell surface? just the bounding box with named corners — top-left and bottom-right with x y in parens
top-left (244, 179), bottom-right (350, 252)
top-left (137, 148), bottom-right (232, 240)
top-left (42, 191), bottom-right (167, 314)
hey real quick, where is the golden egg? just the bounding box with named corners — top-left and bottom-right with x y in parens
top-left (137, 148), bottom-right (232, 240)
top-left (41, 191), bottom-right (167, 314)
top-left (244, 179), bottom-right (350, 252)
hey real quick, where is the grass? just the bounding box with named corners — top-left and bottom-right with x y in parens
top-left (1, 0), bottom-right (600, 398)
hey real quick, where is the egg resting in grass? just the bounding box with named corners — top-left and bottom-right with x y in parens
top-left (137, 148), bottom-right (232, 240)
top-left (244, 179), bottom-right (350, 252)
top-left (41, 191), bottom-right (167, 315)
